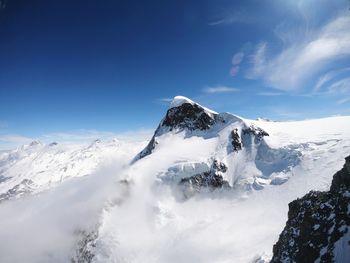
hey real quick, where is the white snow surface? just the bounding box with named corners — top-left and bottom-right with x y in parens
top-left (0, 139), bottom-right (143, 196)
top-left (0, 101), bottom-right (350, 263)
top-left (170, 95), bottom-right (218, 114)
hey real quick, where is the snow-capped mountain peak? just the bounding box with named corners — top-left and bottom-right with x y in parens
top-left (169, 95), bottom-right (194, 108)
top-left (135, 96), bottom-right (243, 160)
top-left (133, 96), bottom-right (303, 195)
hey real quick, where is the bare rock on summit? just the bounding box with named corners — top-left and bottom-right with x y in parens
top-left (162, 102), bottom-right (217, 131)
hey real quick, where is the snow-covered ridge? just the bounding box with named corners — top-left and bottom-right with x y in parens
top-left (0, 139), bottom-right (143, 202)
top-left (169, 95), bottom-right (195, 108)
top-left (170, 95), bottom-right (218, 114)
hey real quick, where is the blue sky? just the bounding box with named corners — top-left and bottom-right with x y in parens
top-left (0, 0), bottom-right (350, 149)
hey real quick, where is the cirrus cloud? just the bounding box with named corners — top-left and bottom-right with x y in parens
top-left (202, 85), bottom-right (240, 94)
top-left (248, 14), bottom-right (350, 92)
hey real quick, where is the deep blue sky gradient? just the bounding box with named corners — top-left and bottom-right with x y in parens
top-left (0, 0), bottom-right (349, 143)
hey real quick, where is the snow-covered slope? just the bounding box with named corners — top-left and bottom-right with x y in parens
top-left (0, 96), bottom-right (349, 263)
top-left (0, 139), bottom-right (144, 202)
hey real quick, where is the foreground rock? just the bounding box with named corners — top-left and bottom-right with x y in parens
top-left (271, 156), bottom-right (350, 263)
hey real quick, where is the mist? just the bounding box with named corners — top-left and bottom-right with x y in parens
top-left (0, 157), bottom-right (128, 263)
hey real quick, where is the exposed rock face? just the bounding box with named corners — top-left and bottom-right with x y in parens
top-left (138, 135), bottom-right (158, 160)
top-left (242, 124), bottom-right (269, 143)
top-left (331, 157), bottom-right (350, 193)
top-left (179, 160), bottom-right (230, 198)
top-left (0, 179), bottom-right (36, 202)
top-left (162, 102), bottom-right (218, 131)
top-left (271, 156), bottom-right (350, 263)
top-left (231, 128), bottom-right (242, 151)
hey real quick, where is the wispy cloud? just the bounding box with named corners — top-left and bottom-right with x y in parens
top-left (258, 92), bottom-right (284, 96)
top-left (209, 9), bottom-right (252, 26)
top-left (248, 42), bottom-right (267, 79)
top-left (336, 97), bottom-right (350, 105)
top-left (248, 14), bottom-right (350, 92)
top-left (314, 71), bottom-right (337, 93)
top-left (202, 85), bottom-right (239, 94)
top-left (327, 77), bottom-right (350, 94)
top-left (158, 98), bottom-right (172, 103)
top-left (230, 52), bottom-right (243, 77)
top-left (229, 66), bottom-right (240, 76)
top-left (0, 134), bottom-right (34, 144)
top-left (0, 134), bottom-right (35, 150)
top-left (232, 52), bottom-right (244, 64)
top-left (229, 43), bottom-right (253, 78)
top-left (155, 97), bottom-right (174, 106)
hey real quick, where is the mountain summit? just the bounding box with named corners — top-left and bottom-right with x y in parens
top-left (164, 96), bottom-right (219, 131)
top-left (136, 96), bottom-right (227, 160)
top-left (135, 96), bottom-right (246, 160)
top-left (133, 96), bottom-right (304, 195)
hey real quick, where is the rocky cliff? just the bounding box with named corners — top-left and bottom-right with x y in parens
top-left (271, 156), bottom-right (350, 263)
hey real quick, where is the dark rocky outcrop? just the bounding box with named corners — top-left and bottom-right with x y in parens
top-left (179, 160), bottom-right (230, 198)
top-left (137, 135), bottom-right (158, 160)
top-left (242, 124), bottom-right (269, 143)
top-left (331, 157), bottom-right (350, 193)
top-left (227, 124), bottom-right (269, 156)
top-left (162, 103), bottom-right (218, 131)
top-left (231, 128), bottom-right (242, 151)
top-left (271, 156), bottom-right (350, 263)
